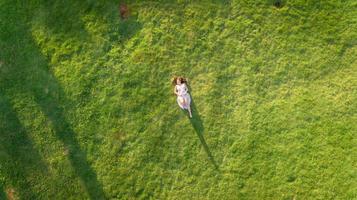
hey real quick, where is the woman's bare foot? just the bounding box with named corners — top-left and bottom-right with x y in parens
top-left (188, 108), bottom-right (192, 118)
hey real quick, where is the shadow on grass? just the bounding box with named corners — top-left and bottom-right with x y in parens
top-left (36, 0), bottom-right (143, 45)
top-left (38, 0), bottom-right (97, 37)
top-left (0, 92), bottom-right (48, 199)
top-left (184, 97), bottom-right (219, 170)
top-left (32, 81), bottom-right (107, 200)
top-left (0, 182), bottom-right (7, 200)
top-left (1, 3), bottom-right (107, 199)
top-left (27, 43), bottom-right (107, 200)
top-left (116, 16), bottom-right (143, 42)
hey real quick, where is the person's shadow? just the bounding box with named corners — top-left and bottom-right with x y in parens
top-left (183, 94), bottom-right (219, 170)
top-left (0, 183), bottom-right (6, 200)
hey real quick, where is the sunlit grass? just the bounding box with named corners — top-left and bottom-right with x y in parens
top-left (0, 0), bottom-right (356, 199)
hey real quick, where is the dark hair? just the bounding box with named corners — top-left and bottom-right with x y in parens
top-left (171, 76), bottom-right (188, 86)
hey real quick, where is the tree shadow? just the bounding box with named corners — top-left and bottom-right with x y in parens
top-left (0, 92), bottom-right (48, 199)
top-left (36, 0), bottom-right (96, 38)
top-left (338, 39), bottom-right (357, 57)
top-left (116, 15), bottom-right (143, 42)
top-left (31, 77), bottom-right (107, 199)
top-left (184, 96), bottom-right (219, 170)
top-left (1, 3), bottom-right (107, 199)
top-left (23, 35), bottom-right (107, 199)
top-left (34, 0), bottom-right (143, 45)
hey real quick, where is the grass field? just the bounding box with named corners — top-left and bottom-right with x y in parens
top-left (0, 0), bottom-right (356, 199)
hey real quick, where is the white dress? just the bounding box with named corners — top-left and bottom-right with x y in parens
top-left (175, 83), bottom-right (191, 109)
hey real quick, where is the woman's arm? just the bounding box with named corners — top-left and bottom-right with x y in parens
top-left (184, 83), bottom-right (188, 92)
top-left (174, 86), bottom-right (178, 95)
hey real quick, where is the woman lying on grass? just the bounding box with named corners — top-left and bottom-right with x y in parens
top-left (172, 76), bottom-right (192, 118)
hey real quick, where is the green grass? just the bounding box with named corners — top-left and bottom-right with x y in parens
top-left (0, 0), bottom-right (356, 199)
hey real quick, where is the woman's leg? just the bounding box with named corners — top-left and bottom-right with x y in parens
top-left (179, 97), bottom-right (186, 107)
top-left (183, 94), bottom-right (192, 118)
top-left (179, 96), bottom-right (188, 108)
top-left (182, 98), bottom-right (187, 107)
top-left (179, 95), bottom-right (191, 117)
top-left (188, 106), bottom-right (192, 118)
